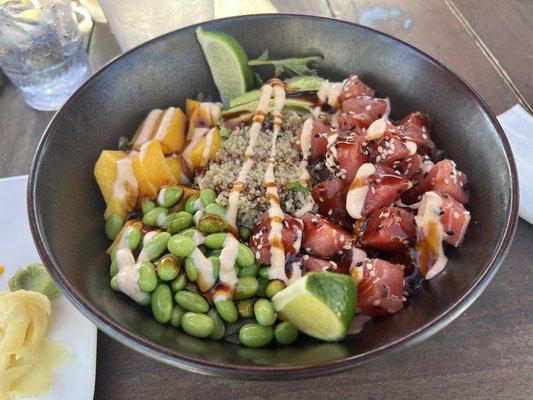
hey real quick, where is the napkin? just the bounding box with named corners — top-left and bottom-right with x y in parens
top-left (497, 104), bottom-right (533, 225)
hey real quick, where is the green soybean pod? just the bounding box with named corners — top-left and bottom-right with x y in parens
top-left (197, 215), bottom-right (228, 234)
top-left (237, 299), bottom-right (255, 318)
top-left (238, 226), bottom-right (251, 242)
top-left (204, 232), bottom-right (227, 249)
top-left (199, 188), bottom-right (217, 208)
top-left (204, 203), bottom-right (226, 218)
top-left (167, 211), bottom-right (193, 234)
top-left (143, 207), bottom-right (169, 227)
top-left (175, 290), bottom-right (209, 313)
top-left (207, 308), bottom-right (226, 340)
top-left (209, 256), bottom-right (220, 280)
top-left (105, 213), bottom-right (124, 240)
top-left (266, 279), bottom-right (286, 299)
top-left (141, 199), bottom-right (156, 215)
top-left (257, 277), bottom-right (269, 298)
top-left (259, 266), bottom-right (269, 279)
top-left (156, 254), bottom-right (180, 281)
top-left (137, 261), bottom-right (158, 292)
top-left (274, 322), bottom-right (299, 345)
top-left (184, 257), bottom-right (198, 281)
top-left (233, 277), bottom-right (259, 301)
top-left (181, 312), bottom-right (214, 338)
top-left (239, 323), bottom-right (274, 348)
top-left (167, 234), bottom-right (196, 257)
top-left (142, 232), bottom-right (171, 261)
top-left (254, 298), bottom-right (276, 326)
top-left (238, 261), bottom-right (260, 278)
top-left (236, 244), bottom-right (255, 267)
top-left (110, 276), bottom-right (120, 291)
top-left (124, 226), bottom-right (141, 250)
top-left (170, 304), bottom-right (186, 328)
top-left (170, 274), bottom-right (187, 292)
top-left (151, 284), bottom-right (173, 324)
top-left (215, 299), bottom-right (238, 323)
top-left (184, 195), bottom-right (199, 214)
top-left (157, 186), bottom-right (183, 208)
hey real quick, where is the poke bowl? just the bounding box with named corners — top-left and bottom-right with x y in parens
top-left (28, 14), bottom-right (518, 379)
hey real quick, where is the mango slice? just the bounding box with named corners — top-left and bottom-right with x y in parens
top-left (94, 150), bottom-right (128, 204)
top-left (165, 155), bottom-right (192, 184)
top-left (131, 109), bottom-right (163, 151)
top-left (187, 127), bottom-right (222, 170)
top-left (186, 100), bottom-right (221, 140)
top-left (154, 107), bottom-right (187, 154)
top-left (103, 157), bottom-right (139, 220)
top-left (132, 154), bottom-right (158, 198)
top-left (107, 219), bottom-right (142, 254)
top-left (134, 140), bottom-right (177, 198)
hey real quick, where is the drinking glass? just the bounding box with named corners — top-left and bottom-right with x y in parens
top-left (0, 0), bottom-right (92, 111)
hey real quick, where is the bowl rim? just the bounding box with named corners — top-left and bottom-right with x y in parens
top-left (27, 13), bottom-right (519, 379)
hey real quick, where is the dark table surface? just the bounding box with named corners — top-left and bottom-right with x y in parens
top-left (0, 1), bottom-right (532, 399)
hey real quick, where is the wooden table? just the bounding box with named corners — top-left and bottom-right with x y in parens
top-left (1, 1), bottom-right (532, 399)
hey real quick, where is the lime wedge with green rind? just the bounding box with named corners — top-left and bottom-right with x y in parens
top-left (195, 27), bottom-right (254, 104)
top-left (272, 272), bottom-right (356, 341)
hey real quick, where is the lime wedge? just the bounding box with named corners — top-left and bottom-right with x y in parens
top-left (195, 27), bottom-right (254, 104)
top-left (272, 272), bottom-right (356, 341)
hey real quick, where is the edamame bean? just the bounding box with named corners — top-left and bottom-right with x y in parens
top-left (238, 261), bottom-right (260, 278)
top-left (199, 188), bottom-right (216, 208)
top-left (259, 266), bottom-right (269, 279)
top-left (170, 274), bottom-right (187, 292)
top-left (254, 298), bottom-right (276, 326)
top-left (238, 226), bottom-right (251, 241)
top-left (141, 199), bottom-right (156, 215)
top-left (181, 312), bottom-right (214, 338)
top-left (105, 213), bottom-right (124, 240)
top-left (204, 232), bottom-right (227, 249)
top-left (167, 234), bottom-right (196, 257)
top-left (204, 203), bottom-right (226, 218)
top-left (170, 305), bottom-right (186, 328)
top-left (142, 232), bottom-right (171, 261)
top-left (237, 299), bottom-right (255, 318)
top-left (266, 280), bottom-right (286, 299)
top-left (167, 211), bottom-right (193, 234)
top-left (237, 244), bottom-right (255, 267)
top-left (175, 290), bottom-right (209, 313)
top-left (184, 195), bottom-right (199, 214)
top-left (151, 284), bottom-right (173, 323)
top-left (209, 256), bottom-right (220, 280)
top-left (197, 215), bottom-right (228, 234)
top-left (257, 277), bottom-right (268, 298)
top-left (215, 299), bottom-right (238, 323)
top-left (274, 322), bottom-right (299, 345)
top-left (234, 277), bottom-right (259, 300)
top-left (156, 254), bottom-right (180, 281)
top-left (157, 186), bottom-right (183, 208)
top-left (124, 226), bottom-right (141, 250)
top-left (180, 227), bottom-right (197, 238)
top-left (110, 276), bottom-right (119, 291)
top-left (184, 281), bottom-right (200, 293)
top-left (209, 249), bottom-right (222, 257)
top-left (207, 308), bottom-right (225, 340)
top-left (138, 293), bottom-right (151, 307)
top-left (239, 323), bottom-right (274, 348)
top-left (143, 207), bottom-right (168, 227)
top-left (184, 257), bottom-right (198, 281)
top-left (110, 251), bottom-right (118, 277)
top-left (137, 261), bottom-right (158, 292)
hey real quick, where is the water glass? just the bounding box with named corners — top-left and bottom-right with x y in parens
top-left (0, 0), bottom-right (92, 111)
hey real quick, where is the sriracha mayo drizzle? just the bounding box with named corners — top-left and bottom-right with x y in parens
top-left (298, 118), bottom-right (313, 187)
top-left (263, 79), bottom-right (292, 283)
top-left (215, 234), bottom-right (240, 300)
top-left (225, 84), bottom-right (274, 226)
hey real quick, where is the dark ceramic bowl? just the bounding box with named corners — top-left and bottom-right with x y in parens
top-left (28, 14), bottom-right (518, 379)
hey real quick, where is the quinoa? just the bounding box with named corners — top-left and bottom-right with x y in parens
top-left (199, 121), bottom-right (316, 228)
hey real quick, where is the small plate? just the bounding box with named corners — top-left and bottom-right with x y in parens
top-left (0, 175), bottom-right (96, 400)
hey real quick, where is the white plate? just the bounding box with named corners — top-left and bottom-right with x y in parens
top-left (0, 175), bottom-right (97, 400)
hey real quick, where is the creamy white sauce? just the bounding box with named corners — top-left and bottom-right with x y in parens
top-left (346, 163), bottom-right (376, 219)
top-left (218, 234), bottom-right (240, 290)
top-left (415, 191), bottom-right (448, 279)
top-left (115, 248), bottom-right (147, 303)
top-left (317, 80), bottom-right (343, 109)
top-left (190, 247), bottom-right (216, 292)
top-left (193, 210), bottom-right (204, 225)
top-left (112, 157), bottom-right (138, 205)
top-left (286, 261), bottom-right (303, 286)
top-left (200, 127), bottom-right (216, 167)
top-left (182, 127), bottom-right (210, 170)
top-left (293, 200), bottom-right (315, 218)
top-left (192, 230), bottom-right (205, 246)
top-left (298, 118), bottom-right (313, 186)
top-left (153, 107), bottom-right (175, 140)
top-left (347, 247), bottom-right (368, 283)
top-left (133, 109), bottom-right (162, 149)
top-left (137, 230), bottom-right (160, 262)
top-left (347, 314), bottom-right (372, 335)
top-left (156, 212), bottom-right (167, 228)
top-left (225, 84), bottom-right (273, 226)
